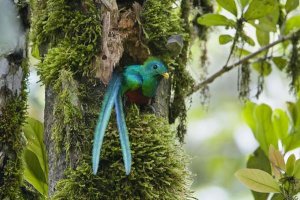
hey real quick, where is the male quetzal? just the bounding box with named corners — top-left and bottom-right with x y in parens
top-left (92, 58), bottom-right (169, 175)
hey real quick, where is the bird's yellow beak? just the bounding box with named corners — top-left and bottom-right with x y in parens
top-left (162, 72), bottom-right (169, 79)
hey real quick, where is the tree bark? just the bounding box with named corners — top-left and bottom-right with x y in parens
top-left (32, 0), bottom-right (194, 199)
top-left (44, 86), bottom-right (64, 195)
top-left (0, 0), bottom-right (33, 198)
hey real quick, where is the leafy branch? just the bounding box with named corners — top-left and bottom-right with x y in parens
top-left (187, 33), bottom-right (298, 97)
top-left (189, 0), bottom-right (300, 98)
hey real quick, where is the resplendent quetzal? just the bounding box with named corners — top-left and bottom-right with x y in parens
top-left (92, 58), bottom-right (169, 175)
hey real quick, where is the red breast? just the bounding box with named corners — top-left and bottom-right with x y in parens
top-left (125, 90), bottom-right (151, 105)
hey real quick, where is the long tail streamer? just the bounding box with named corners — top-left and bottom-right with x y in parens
top-left (92, 75), bottom-right (122, 175)
top-left (115, 91), bottom-right (132, 175)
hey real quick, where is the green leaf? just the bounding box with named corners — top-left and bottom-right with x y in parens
top-left (252, 61), bottom-right (272, 76)
top-left (287, 102), bottom-right (298, 127)
top-left (24, 149), bottom-right (48, 196)
top-left (249, 2), bottom-right (279, 33)
top-left (271, 194), bottom-right (285, 200)
top-left (251, 190), bottom-right (270, 200)
top-left (31, 44), bottom-right (40, 59)
top-left (244, 0), bottom-right (277, 20)
top-left (256, 29), bottom-right (270, 46)
top-left (240, 0), bottom-right (250, 9)
top-left (285, 0), bottom-right (299, 13)
top-left (243, 101), bottom-right (257, 134)
top-left (254, 104), bottom-right (277, 153)
top-left (293, 159), bottom-right (300, 179)
top-left (286, 154), bottom-right (296, 176)
top-left (272, 109), bottom-right (289, 140)
top-left (284, 15), bottom-right (300, 35)
top-left (23, 118), bottom-right (48, 197)
top-left (257, 18), bottom-right (277, 32)
top-left (291, 98), bottom-right (300, 130)
top-left (284, 100), bottom-right (300, 151)
top-left (235, 48), bottom-right (252, 56)
top-left (235, 168), bottom-right (280, 193)
top-left (247, 148), bottom-right (271, 200)
top-left (272, 57), bottom-right (287, 70)
top-left (23, 118), bottom-right (48, 174)
top-left (219, 34), bottom-right (234, 45)
top-left (247, 148), bottom-right (271, 173)
top-left (242, 33), bottom-right (255, 46)
top-left (244, 103), bottom-right (277, 154)
top-left (283, 133), bottom-right (300, 152)
top-left (197, 14), bottom-right (236, 27)
top-left (243, 102), bottom-right (285, 155)
top-left (282, 40), bottom-right (290, 50)
top-left (216, 0), bottom-right (237, 16)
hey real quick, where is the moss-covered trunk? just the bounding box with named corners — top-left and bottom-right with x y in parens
top-left (0, 1), bottom-right (34, 199)
top-left (31, 0), bottom-right (195, 199)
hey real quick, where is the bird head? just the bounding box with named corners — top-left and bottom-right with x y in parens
top-left (143, 58), bottom-right (169, 79)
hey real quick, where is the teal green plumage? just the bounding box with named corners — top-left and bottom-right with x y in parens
top-left (92, 58), bottom-right (168, 175)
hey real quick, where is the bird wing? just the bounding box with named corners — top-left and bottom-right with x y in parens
top-left (92, 74), bottom-right (122, 174)
top-left (121, 65), bottom-right (143, 95)
top-left (115, 91), bottom-right (132, 175)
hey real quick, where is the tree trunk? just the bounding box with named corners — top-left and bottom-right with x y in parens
top-left (31, 0), bottom-right (195, 199)
top-left (0, 0), bottom-right (34, 199)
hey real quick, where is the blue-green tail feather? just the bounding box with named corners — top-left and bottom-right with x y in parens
top-left (92, 74), bottom-right (121, 175)
top-left (115, 92), bottom-right (132, 175)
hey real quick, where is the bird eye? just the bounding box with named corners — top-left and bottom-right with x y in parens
top-left (153, 64), bottom-right (158, 69)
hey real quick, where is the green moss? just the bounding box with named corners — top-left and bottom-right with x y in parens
top-left (31, 0), bottom-right (101, 85)
top-left (52, 107), bottom-right (191, 200)
top-left (30, 0), bottom-right (101, 158)
top-left (141, 0), bottom-right (184, 55)
top-left (141, 0), bottom-right (194, 142)
top-left (170, 59), bottom-right (194, 142)
top-left (31, 0), bottom-right (100, 47)
top-left (52, 70), bottom-right (84, 159)
top-left (0, 58), bottom-right (29, 199)
top-left (38, 42), bottom-right (97, 86)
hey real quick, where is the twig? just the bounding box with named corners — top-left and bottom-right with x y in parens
top-left (224, 29), bottom-right (239, 66)
top-left (187, 34), bottom-right (295, 97)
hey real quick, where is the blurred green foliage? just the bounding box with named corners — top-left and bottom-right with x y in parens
top-left (197, 0), bottom-right (300, 199)
top-left (198, 0), bottom-right (300, 95)
top-left (236, 98), bottom-right (300, 199)
top-left (185, 102), bottom-right (251, 199)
